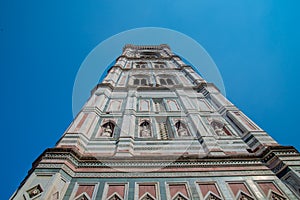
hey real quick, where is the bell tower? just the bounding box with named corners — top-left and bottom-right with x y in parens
top-left (11, 44), bottom-right (300, 200)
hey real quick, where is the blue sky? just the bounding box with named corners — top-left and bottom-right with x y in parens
top-left (1, 1), bottom-right (300, 199)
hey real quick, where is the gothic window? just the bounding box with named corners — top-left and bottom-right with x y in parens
top-left (167, 78), bottom-right (174, 85)
top-left (135, 62), bottom-right (147, 69)
top-left (133, 78), bottom-right (148, 86)
top-left (154, 63), bottom-right (165, 68)
top-left (175, 121), bottom-right (189, 137)
top-left (101, 122), bottom-right (115, 137)
top-left (141, 78), bottom-right (147, 85)
top-left (160, 79), bottom-right (167, 85)
top-left (159, 77), bottom-right (176, 86)
top-left (140, 121), bottom-right (152, 137)
top-left (140, 52), bottom-right (160, 59)
top-left (134, 79), bottom-right (140, 85)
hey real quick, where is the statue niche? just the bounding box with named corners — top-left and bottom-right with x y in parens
top-left (175, 121), bottom-right (189, 137)
top-left (140, 121), bottom-right (151, 137)
top-left (211, 120), bottom-right (230, 136)
top-left (101, 122), bottom-right (115, 137)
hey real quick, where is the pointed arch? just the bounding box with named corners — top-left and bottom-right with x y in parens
top-left (166, 78), bottom-right (174, 85)
top-left (140, 193), bottom-right (155, 200)
top-left (107, 193), bottom-right (122, 200)
top-left (131, 74), bottom-right (150, 86)
top-left (160, 79), bottom-right (167, 85)
top-left (236, 191), bottom-right (254, 200)
top-left (141, 78), bottom-right (147, 85)
top-left (172, 193), bottom-right (188, 200)
top-left (156, 74), bottom-right (178, 86)
top-left (74, 192), bottom-right (91, 200)
top-left (204, 192), bottom-right (221, 200)
top-left (134, 79), bottom-right (140, 85)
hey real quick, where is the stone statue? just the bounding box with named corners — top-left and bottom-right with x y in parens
top-left (214, 124), bottom-right (226, 136)
top-left (140, 124), bottom-right (151, 137)
top-left (102, 124), bottom-right (113, 137)
top-left (177, 125), bottom-right (188, 136)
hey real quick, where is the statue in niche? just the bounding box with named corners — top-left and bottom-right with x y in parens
top-left (214, 124), bottom-right (226, 136)
top-left (211, 121), bottom-right (226, 136)
top-left (175, 121), bottom-right (189, 136)
top-left (140, 121), bottom-right (151, 137)
top-left (102, 122), bottom-right (114, 137)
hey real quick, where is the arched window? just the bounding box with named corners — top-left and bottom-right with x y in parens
top-left (134, 79), bottom-right (140, 85)
top-left (154, 63), bottom-right (165, 68)
top-left (140, 52), bottom-right (160, 58)
top-left (166, 78), bottom-right (174, 85)
top-left (135, 63), bottom-right (147, 69)
top-left (133, 77), bottom-right (148, 86)
top-left (158, 77), bottom-right (176, 86)
top-left (175, 121), bottom-right (189, 136)
top-left (101, 122), bottom-right (115, 137)
top-left (140, 121), bottom-right (151, 137)
top-left (141, 78), bottom-right (147, 85)
top-left (160, 79), bottom-right (167, 85)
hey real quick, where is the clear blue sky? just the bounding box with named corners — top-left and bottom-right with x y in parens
top-left (1, 1), bottom-right (300, 199)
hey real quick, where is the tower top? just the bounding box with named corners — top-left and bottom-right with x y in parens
top-left (123, 44), bottom-right (171, 51)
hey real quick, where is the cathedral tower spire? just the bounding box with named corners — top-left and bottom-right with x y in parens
top-left (11, 44), bottom-right (300, 200)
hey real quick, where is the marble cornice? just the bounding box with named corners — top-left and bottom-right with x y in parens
top-left (37, 147), bottom-right (264, 168)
